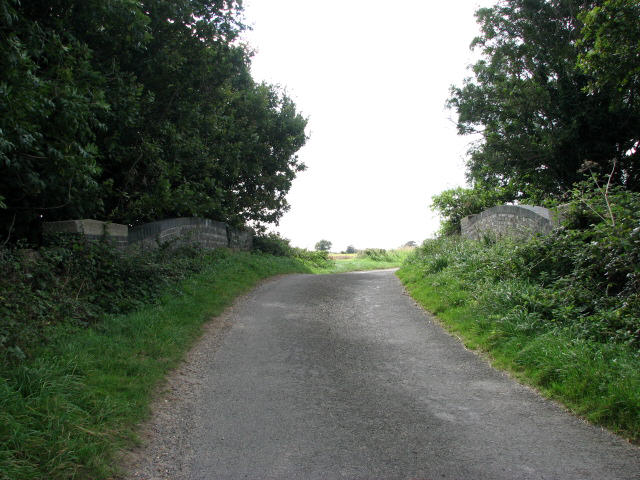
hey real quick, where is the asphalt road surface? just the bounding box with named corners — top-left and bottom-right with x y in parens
top-left (127, 270), bottom-right (639, 479)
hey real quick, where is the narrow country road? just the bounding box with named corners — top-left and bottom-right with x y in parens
top-left (126, 270), bottom-right (639, 480)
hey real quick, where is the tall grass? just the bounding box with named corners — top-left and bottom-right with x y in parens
top-left (397, 236), bottom-right (640, 442)
top-left (0, 250), bottom-right (310, 479)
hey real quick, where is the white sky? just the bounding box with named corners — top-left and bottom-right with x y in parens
top-left (242, 0), bottom-right (493, 251)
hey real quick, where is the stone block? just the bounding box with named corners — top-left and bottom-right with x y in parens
top-left (460, 205), bottom-right (555, 241)
top-left (43, 219), bottom-right (128, 239)
top-left (46, 217), bottom-right (253, 252)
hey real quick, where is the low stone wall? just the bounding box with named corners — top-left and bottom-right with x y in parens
top-left (43, 219), bottom-right (129, 249)
top-left (43, 217), bottom-right (253, 251)
top-left (461, 205), bottom-right (558, 241)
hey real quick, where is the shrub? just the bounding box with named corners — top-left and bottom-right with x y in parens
top-left (292, 248), bottom-right (332, 269)
top-left (407, 184), bottom-right (640, 347)
top-left (252, 233), bottom-right (293, 256)
top-left (359, 248), bottom-right (392, 261)
top-left (0, 235), bottom-right (214, 363)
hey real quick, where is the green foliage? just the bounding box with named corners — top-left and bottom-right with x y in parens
top-left (522, 185), bottom-right (640, 345)
top-left (291, 247), bottom-right (332, 269)
top-left (345, 245), bottom-right (356, 254)
top-left (314, 239), bottom-right (332, 252)
top-left (0, 249), bottom-right (310, 479)
top-left (431, 184), bottom-right (516, 235)
top-left (0, 235), bottom-right (212, 363)
top-left (578, 0), bottom-right (640, 172)
top-left (0, 0), bottom-right (107, 239)
top-left (415, 184), bottom-right (640, 347)
top-left (252, 233), bottom-right (332, 268)
top-left (448, 0), bottom-right (640, 199)
top-left (0, 0), bottom-right (307, 240)
top-left (359, 248), bottom-right (393, 261)
top-left (579, 0), bottom-right (640, 109)
top-left (252, 232), bottom-right (293, 257)
top-left (399, 185), bottom-right (640, 439)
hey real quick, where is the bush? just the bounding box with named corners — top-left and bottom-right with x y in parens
top-left (407, 184), bottom-right (640, 347)
top-left (252, 233), bottom-right (293, 256)
top-left (0, 235), bottom-right (215, 363)
top-left (359, 248), bottom-right (392, 261)
top-left (292, 248), bottom-right (332, 269)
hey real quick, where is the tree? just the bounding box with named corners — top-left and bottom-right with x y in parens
top-left (315, 239), bottom-right (332, 252)
top-left (578, 0), bottom-right (640, 184)
top-left (579, 0), bottom-right (640, 105)
top-left (447, 0), bottom-right (640, 201)
top-left (0, 0), bottom-right (307, 241)
top-left (93, 0), bottom-right (307, 228)
top-left (0, 0), bottom-right (109, 240)
top-left (345, 245), bottom-right (356, 254)
top-left (403, 241), bottom-right (417, 248)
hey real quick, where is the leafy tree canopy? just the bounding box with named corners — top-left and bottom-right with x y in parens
top-left (315, 239), bottom-right (332, 252)
top-left (0, 0), bottom-right (307, 241)
top-left (578, 0), bottom-right (640, 157)
top-left (447, 0), bottom-right (640, 202)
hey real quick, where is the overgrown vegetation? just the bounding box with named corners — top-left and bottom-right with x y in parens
top-left (398, 186), bottom-right (640, 441)
top-left (0, 230), bottom-right (408, 478)
top-left (252, 233), bottom-right (332, 269)
top-left (0, 235), bottom-right (218, 364)
top-left (0, 242), bottom-right (312, 480)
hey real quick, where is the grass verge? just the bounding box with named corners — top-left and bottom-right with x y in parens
top-left (397, 241), bottom-right (640, 443)
top-left (0, 249), bottom-right (310, 480)
top-left (329, 256), bottom-right (404, 273)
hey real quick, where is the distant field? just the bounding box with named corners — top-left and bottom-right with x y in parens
top-left (328, 253), bottom-right (358, 260)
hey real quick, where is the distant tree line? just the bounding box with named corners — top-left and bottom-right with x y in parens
top-left (435, 0), bottom-right (640, 233)
top-left (0, 0), bottom-right (307, 241)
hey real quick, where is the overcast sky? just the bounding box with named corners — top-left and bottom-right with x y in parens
top-left (241, 1), bottom-right (493, 251)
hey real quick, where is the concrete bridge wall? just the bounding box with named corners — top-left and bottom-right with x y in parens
top-left (42, 217), bottom-right (253, 251)
top-left (461, 205), bottom-right (558, 240)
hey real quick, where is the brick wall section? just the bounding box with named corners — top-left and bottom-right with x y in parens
top-left (43, 218), bottom-right (253, 251)
top-left (461, 205), bottom-right (558, 241)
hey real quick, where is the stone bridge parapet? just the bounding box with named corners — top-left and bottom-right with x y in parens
top-left (461, 205), bottom-right (559, 240)
top-left (43, 217), bottom-right (253, 251)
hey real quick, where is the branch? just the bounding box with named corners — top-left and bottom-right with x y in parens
top-left (2, 213), bottom-right (16, 247)
top-left (604, 159), bottom-right (616, 226)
